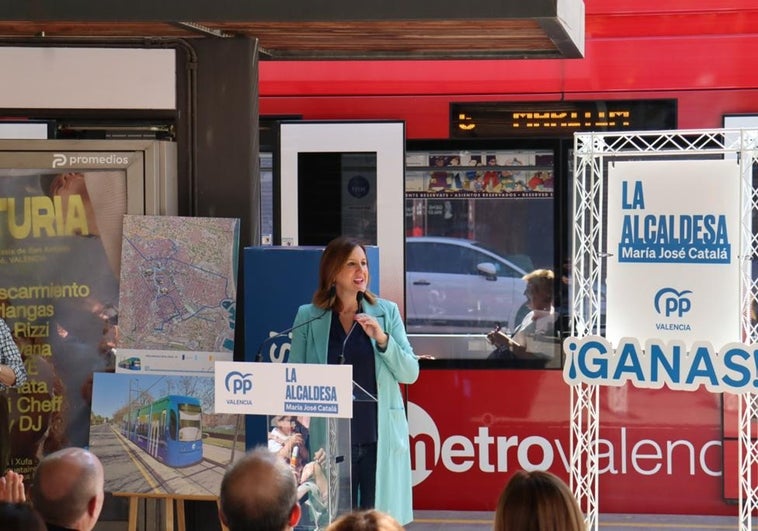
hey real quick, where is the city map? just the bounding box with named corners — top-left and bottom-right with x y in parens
top-left (118, 215), bottom-right (239, 352)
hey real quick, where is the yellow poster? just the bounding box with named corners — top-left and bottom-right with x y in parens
top-left (0, 170), bottom-right (126, 481)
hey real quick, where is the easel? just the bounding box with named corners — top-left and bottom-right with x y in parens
top-left (115, 493), bottom-right (229, 531)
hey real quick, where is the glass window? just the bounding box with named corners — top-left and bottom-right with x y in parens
top-left (405, 147), bottom-right (560, 368)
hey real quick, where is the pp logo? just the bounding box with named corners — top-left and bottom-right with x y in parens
top-left (52, 153), bottom-right (67, 168)
top-left (654, 287), bottom-right (693, 317)
top-left (225, 371), bottom-right (253, 394)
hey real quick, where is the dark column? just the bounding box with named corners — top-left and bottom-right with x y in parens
top-left (190, 36), bottom-right (259, 246)
top-left (176, 36), bottom-right (260, 531)
top-left (176, 35), bottom-right (259, 356)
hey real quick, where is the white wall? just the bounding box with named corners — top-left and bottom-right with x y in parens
top-left (0, 47), bottom-right (175, 109)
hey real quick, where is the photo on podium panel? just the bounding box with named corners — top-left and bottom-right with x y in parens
top-left (266, 413), bottom-right (356, 530)
top-left (88, 372), bottom-right (245, 497)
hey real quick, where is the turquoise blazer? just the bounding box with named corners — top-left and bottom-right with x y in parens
top-left (289, 297), bottom-right (419, 525)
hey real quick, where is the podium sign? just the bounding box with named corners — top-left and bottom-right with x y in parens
top-left (214, 361), bottom-right (353, 418)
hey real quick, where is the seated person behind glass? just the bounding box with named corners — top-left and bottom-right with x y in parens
top-left (268, 416), bottom-right (328, 523)
top-left (268, 415), bottom-right (304, 458)
top-left (488, 268), bottom-right (560, 368)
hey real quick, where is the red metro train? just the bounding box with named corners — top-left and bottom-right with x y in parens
top-left (257, 1), bottom-right (758, 515)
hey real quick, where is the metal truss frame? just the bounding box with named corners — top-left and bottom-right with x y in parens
top-left (571, 129), bottom-right (758, 531)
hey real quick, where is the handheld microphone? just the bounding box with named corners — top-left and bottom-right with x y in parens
top-left (338, 291), bottom-right (365, 365)
top-left (255, 309), bottom-right (329, 362)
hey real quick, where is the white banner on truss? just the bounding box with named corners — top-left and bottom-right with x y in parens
top-left (605, 159), bottom-right (741, 350)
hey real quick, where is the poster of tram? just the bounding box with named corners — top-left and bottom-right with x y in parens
top-left (89, 372), bottom-right (245, 496)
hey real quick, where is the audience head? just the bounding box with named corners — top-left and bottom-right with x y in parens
top-left (326, 509), bottom-right (404, 531)
top-left (494, 470), bottom-right (584, 531)
top-left (0, 502), bottom-right (46, 531)
top-left (30, 447), bottom-right (105, 531)
top-left (219, 446), bottom-right (300, 531)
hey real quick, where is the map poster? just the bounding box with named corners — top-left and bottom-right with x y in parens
top-left (0, 169), bottom-right (126, 481)
top-left (89, 372), bottom-right (245, 496)
top-left (117, 215), bottom-right (240, 353)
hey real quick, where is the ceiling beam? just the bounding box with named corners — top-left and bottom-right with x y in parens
top-left (3, 0), bottom-right (574, 22)
top-left (0, 0), bottom-right (585, 59)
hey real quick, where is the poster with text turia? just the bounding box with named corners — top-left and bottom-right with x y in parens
top-left (0, 169), bottom-right (125, 483)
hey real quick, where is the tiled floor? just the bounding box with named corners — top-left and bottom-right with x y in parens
top-left (92, 508), bottom-right (751, 530)
top-left (407, 511), bottom-right (747, 530)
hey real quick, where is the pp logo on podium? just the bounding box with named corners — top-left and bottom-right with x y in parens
top-left (225, 371), bottom-right (253, 394)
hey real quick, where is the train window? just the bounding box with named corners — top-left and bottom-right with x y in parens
top-left (170, 410), bottom-right (178, 440)
top-left (405, 145), bottom-right (560, 367)
top-left (178, 403), bottom-right (202, 441)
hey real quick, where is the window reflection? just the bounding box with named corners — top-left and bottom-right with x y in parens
top-left (404, 149), bottom-right (558, 367)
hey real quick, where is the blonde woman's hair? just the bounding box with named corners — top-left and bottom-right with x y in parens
top-left (523, 268), bottom-right (554, 300)
top-left (326, 509), bottom-right (404, 531)
top-left (494, 470), bottom-right (584, 531)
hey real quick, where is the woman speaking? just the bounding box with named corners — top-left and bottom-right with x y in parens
top-left (289, 237), bottom-right (419, 525)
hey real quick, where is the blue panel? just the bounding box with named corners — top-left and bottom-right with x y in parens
top-left (244, 245), bottom-right (380, 363)
top-left (243, 245), bottom-right (379, 447)
top-left (244, 246), bottom-right (324, 363)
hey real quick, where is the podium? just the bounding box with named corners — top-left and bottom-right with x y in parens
top-left (214, 361), bottom-right (375, 530)
top-left (293, 381), bottom-right (378, 530)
